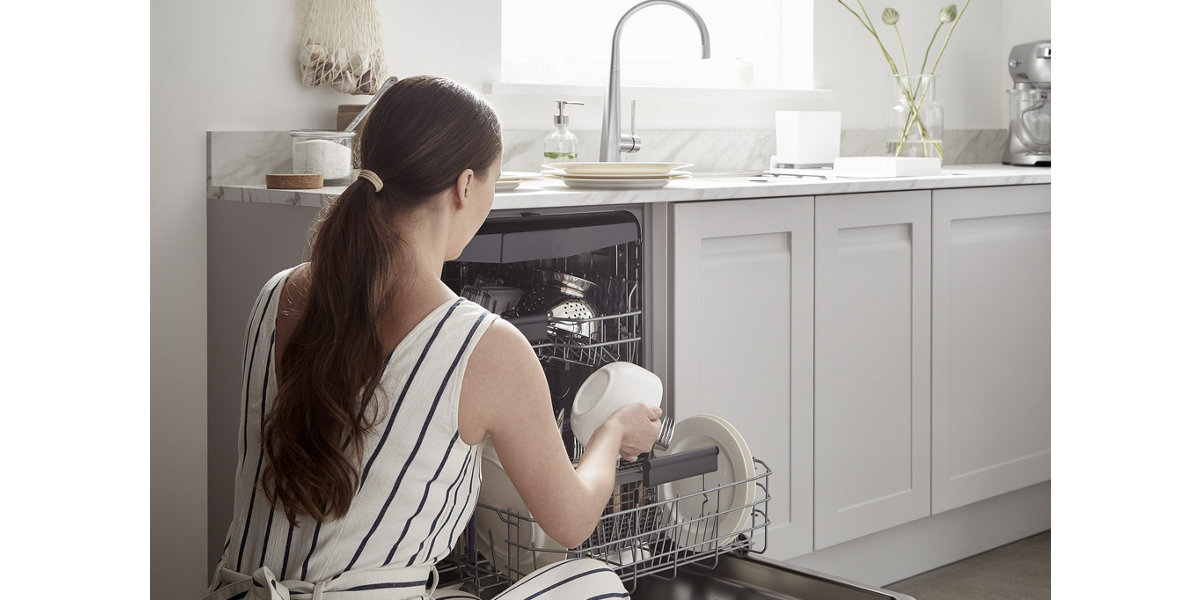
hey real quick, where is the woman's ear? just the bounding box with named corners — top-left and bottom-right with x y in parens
top-left (453, 169), bottom-right (475, 208)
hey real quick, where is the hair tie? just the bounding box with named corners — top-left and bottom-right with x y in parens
top-left (358, 169), bottom-right (384, 192)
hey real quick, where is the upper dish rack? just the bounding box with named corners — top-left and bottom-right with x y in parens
top-left (526, 310), bottom-right (641, 368)
top-left (441, 452), bottom-right (771, 596)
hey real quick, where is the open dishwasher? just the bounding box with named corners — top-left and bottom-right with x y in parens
top-left (437, 206), bottom-right (913, 600)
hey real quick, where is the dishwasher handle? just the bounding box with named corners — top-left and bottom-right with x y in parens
top-left (613, 445), bottom-right (719, 487)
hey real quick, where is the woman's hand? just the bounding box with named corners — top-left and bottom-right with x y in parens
top-left (594, 403), bottom-right (663, 461)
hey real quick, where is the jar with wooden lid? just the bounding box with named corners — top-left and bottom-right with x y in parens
top-left (290, 129), bottom-right (356, 186)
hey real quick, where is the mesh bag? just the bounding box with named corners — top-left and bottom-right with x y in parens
top-left (297, 0), bottom-right (387, 95)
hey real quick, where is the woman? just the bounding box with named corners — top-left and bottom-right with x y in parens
top-left (204, 75), bottom-right (663, 600)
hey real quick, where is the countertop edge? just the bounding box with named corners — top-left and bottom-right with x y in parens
top-left (208, 165), bottom-right (1050, 210)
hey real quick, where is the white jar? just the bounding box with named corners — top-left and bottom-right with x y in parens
top-left (290, 129), bottom-right (356, 186)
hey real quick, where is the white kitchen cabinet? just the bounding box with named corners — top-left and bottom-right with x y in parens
top-left (669, 195), bottom-right (815, 560)
top-left (657, 181), bottom-right (1049, 573)
top-left (813, 190), bottom-right (932, 550)
top-left (931, 185), bottom-right (1051, 513)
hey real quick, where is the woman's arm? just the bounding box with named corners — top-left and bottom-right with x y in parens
top-left (459, 318), bottom-right (662, 548)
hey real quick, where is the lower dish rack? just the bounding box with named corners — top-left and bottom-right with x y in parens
top-left (442, 454), bottom-right (771, 596)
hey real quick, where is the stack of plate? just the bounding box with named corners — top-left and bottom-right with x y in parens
top-left (496, 171), bottom-right (541, 192)
top-left (543, 162), bottom-right (693, 190)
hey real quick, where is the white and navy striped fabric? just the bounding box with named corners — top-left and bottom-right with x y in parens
top-left (204, 267), bottom-right (629, 600)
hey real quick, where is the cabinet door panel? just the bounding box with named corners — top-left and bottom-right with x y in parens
top-left (814, 191), bottom-right (931, 550)
top-left (671, 196), bottom-right (814, 560)
top-left (932, 185), bottom-right (1051, 513)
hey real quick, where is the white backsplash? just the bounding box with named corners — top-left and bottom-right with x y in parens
top-left (500, 128), bottom-right (1007, 173)
top-left (208, 129), bottom-right (1008, 186)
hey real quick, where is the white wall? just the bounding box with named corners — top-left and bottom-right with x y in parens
top-left (151, 2), bottom-right (498, 598)
top-left (151, 2), bottom-right (1049, 598)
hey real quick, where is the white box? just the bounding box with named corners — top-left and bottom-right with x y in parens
top-left (832, 156), bottom-right (942, 177)
top-left (775, 111), bottom-right (841, 168)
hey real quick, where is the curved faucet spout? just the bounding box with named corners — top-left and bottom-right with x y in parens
top-left (599, 0), bottom-right (711, 162)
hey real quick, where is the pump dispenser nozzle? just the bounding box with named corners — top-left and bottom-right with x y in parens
top-left (553, 100), bottom-right (584, 125)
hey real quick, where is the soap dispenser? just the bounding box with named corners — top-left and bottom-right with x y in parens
top-left (544, 100), bottom-right (583, 162)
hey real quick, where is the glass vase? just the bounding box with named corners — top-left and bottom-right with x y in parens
top-left (888, 74), bottom-right (944, 159)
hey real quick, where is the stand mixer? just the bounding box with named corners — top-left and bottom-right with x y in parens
top-left (1003, 40), bottom-right (1051, 166)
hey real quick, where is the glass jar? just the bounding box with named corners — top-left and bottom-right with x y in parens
top-left (887, 74), bottom-right (944, 159)
top-left (290, 129), bottom-right (356, 186)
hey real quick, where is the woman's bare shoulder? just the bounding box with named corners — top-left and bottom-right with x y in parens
top-left (465, 318), bottom-right (547, 396)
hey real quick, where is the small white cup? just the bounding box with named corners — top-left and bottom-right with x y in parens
top-left (570, 362), bottom-right (663, 447)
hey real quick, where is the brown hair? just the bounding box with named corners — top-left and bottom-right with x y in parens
top-left (262, 75), bottom-right (502, 525)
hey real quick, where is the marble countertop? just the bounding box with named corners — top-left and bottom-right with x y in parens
top-left (208, 164), bottom-right (1050, 211)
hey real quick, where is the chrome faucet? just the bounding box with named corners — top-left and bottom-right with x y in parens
top-left (599, 0), bottom-right (711, 162)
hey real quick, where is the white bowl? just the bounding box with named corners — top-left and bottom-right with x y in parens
top-left (570, 362), bottom-right (663, 447)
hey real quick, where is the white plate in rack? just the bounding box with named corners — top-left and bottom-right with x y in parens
top-left (498, 171), bottom-right (542, 181)
top-left (555, 176), bottom-right (690, 190)
top-left (543, 162), bottom-right (694, 176)
top-left (496, 172), bottom-right (542, 192)
top-left (543, 171), bottom-right (691, 180)
top-left (658, 414), bottom-right (755, 551)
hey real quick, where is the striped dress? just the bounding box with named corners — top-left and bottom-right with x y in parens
top-left (204, 267), bottom-right (627, 600)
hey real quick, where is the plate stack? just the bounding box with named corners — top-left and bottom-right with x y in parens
top-left (543, 162), bottom-right (693, 190)
top-left (496, 171), bottom-right (541, 192)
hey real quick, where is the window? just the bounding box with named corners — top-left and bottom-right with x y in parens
top-left (500, 0), bottom-right (813, 90)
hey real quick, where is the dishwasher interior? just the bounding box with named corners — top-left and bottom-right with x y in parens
top-left (436, 208), bottom-right (909, 600)
top-left (440, 209), bottom-right (646, 427)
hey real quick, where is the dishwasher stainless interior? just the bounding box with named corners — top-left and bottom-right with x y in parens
top-left (436, 206), bottom-right (913, 600)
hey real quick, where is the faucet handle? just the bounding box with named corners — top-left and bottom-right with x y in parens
top-left (621, 98), bottom-right (642, 153)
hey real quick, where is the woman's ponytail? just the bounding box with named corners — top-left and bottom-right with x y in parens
top-left (261, 75), bottom-right (502, 525)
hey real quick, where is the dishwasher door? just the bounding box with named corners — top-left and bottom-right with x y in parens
top-left (630, 554), bottom-right (915, 600)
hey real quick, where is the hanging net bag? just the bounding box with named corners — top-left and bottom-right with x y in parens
top-left (297, 0), bottom-right (388, 95)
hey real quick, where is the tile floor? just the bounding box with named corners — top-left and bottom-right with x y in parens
top-left (884, 531), bottom-right (1051, 600)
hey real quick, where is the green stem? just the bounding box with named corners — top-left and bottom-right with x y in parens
top-left (855, 0), bottom-right (906, 75)
top-left (919, 22), bottom-right (944, 75)
top-left (855, 0), bottom-right (878, 35)
top-left (894, 75), bottom-right (932, 157)
top-left (896, 76), bottom-right (943, 159)
top-left (927, 0), bottom-right (972, 77)
top-left (892, 25), bottom-right (910, 76)
top-left (834, 0), bottom-right (902, 76)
